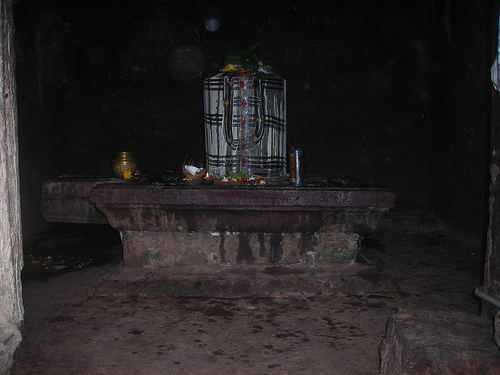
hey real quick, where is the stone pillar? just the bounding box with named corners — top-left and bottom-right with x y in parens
top-left (0, 0), bottom-right (24, 373)
top-left (484, 80), bottom-right (500, 319)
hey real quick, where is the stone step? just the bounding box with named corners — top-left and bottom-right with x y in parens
top-left (93, 263), bottom-right (399, 298)
top-left (380, 309), bottom-right (500, 375)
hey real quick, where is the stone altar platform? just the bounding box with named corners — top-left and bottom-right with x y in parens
top-left (41, 176), bottom-right (395, 270)
top-left (41, 176), bottom-right (120, 224)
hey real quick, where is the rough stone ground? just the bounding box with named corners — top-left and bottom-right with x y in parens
top-left (10, 209), bottom-right (493, 375)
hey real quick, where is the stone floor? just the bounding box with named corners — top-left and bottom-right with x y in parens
top-left (9, 209), bottom-right (495, 374)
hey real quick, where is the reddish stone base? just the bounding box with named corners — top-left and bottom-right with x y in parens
top-left (380, 309), bottom-right (500, 374)
top-left (41, 177), bottom-right (395, 271)
top-left (120, 231), bottom-right (361, 268)
top-left (93, 262), bottom-right (398, 298)
top-left (90, 182), bottom-right (394, 269)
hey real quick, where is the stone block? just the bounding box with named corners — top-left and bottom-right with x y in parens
top-left (41, 177), bottom-right (117, 224)
top-left (380, 309), bottom-right (500, 375)
top-left (0, 328), bottom-right (22, 375)
top-left (93, 262), bottom-right (399, 298)
top-left (120, 231), bottom-right (360, 268)
top-left (41, 178), bottom-right (395, 269)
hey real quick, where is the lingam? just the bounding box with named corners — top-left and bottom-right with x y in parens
top-left (203, 49), bottom-right (286, 181)
top-left (40, 49), bottom-right (395, 283)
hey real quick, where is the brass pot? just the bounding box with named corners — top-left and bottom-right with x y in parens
top-left (112, 152), bottom-right (137, 178)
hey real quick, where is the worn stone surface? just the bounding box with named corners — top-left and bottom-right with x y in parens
top-left (90, 182), bottom-right (394, 269)
top-left (380, 309), bottom-right (500, 375)
top-left (485, 64), bottom-right (500, 320)
top-left (40, 178), bottom-right (395, 269)
top-left (120, 231), bottom-right (361, 268)
top-left (40, 177), bottom-right (119, 224)
top-left (0, 330), bottom-right (22, 374)
top-left (94, 262), bottom-right (398, 298)
top-left (90, 183), bottom-right (396, 211)
top-left (496, 311), bottom-right (500, 349)
top-left (0, 1), bottom-right (24, 374)
top-left (89, 183), bottom-right (395, 236)
top-left (10, 209), bottom-right (491, 375)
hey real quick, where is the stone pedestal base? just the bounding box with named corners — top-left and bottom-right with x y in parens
top-left (40, 178), bottom-right (395, 270)
top-left (89, 182), bottom-right (394, 269)
top-left (380, 309), bottom-right (500, 375)
top-left (94, 262), bottom-right (398, 298)
top-left (120, 231), bottom-right (360, 268)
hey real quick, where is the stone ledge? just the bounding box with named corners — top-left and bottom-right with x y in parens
top-left (380, 309), bottom-right (500, 375)
top-left (41, 177), bottom-right (119, 224)
top-left (93, 263), bottom-right (399, 298)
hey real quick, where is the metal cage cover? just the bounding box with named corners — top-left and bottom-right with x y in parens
top-left (204, 72), bottom-right (286, 179)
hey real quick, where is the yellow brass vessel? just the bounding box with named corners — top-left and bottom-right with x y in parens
top-left (112, 152), bottom-right (137, 178)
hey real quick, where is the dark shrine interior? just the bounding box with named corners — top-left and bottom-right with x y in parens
top-left (8, 1), bottom-right (500, 373)
top-left (14, 0), bottom-right (493, 240)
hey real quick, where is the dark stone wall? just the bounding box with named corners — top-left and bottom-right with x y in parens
top-left (13, 0), bottom-right (491, 237)
top-left (15, 1), bottom-right (61, 237)
top-left (428, 0), bottom-right (492, 235)
top-left (485, 0), bottom-right (500, 318)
